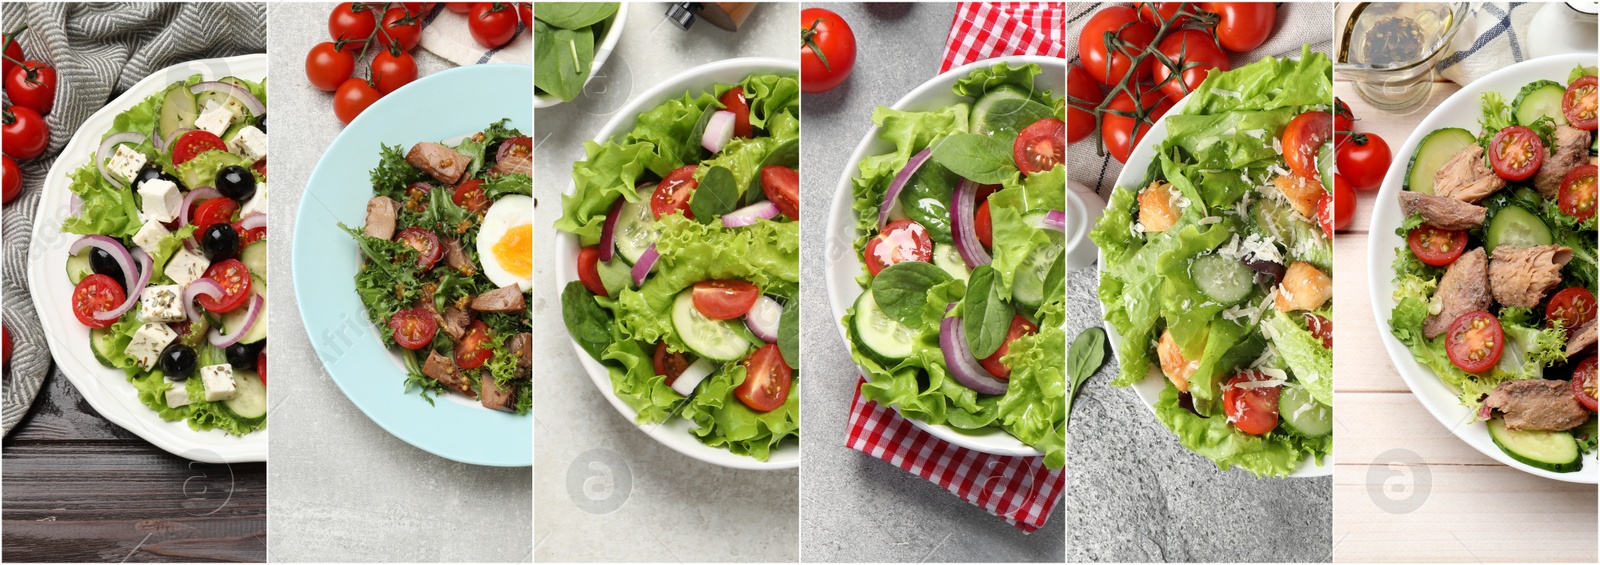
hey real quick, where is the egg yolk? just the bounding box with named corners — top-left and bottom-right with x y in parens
top-left (492, 223), bottom-right (532, 279)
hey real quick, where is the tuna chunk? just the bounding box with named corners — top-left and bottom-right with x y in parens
top-left (406, 142), bottom-right (469, 186)
top-left (480, 374), bottom-right (518, 413)
top-left (470, 284), bottom-right (526, 313)
top-left (1566, 318), bottom-right (1597, 358)
top-left (510, 332), bottom-right (533, 368)
top-left (1399, 191), bottom-right (1487, 230)
top-left (1532, 125), bottom-right (1590, 199)
top-left (1483, 379), bottom-right (1589, 431)
top-left (1489, 245), bottom-right (1572, 308)
top-left (1434, 145), bottom-right (1506, 203)
top-left (364, 196), bottom-right (400, 240)
top-left (1423, 248), bottom-right (1491, 339)
top-left (422, 350), bottom-right (476, 398)
top-left (443, 238), bottom-right (475, 275)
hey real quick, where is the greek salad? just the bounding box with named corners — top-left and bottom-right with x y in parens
top-left (341, 119), bottom-right (533, 414)
top-left (1389, 65), bottom-right (1599, 473)
top-left (842, 62), bottom-right (1067, 469)
top-left (62, 74), bottom-right (268, 435)
top-left (1091, 49), bottom-right (1335, 477)
top-left (557, 73), bottom-right (801, 461)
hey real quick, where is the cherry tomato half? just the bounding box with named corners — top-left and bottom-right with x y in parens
top-left (691, 280), bottom-right (761, 321)
top-left (71, 274), bottom-right (126, 329)
top-left (979, 315), bottom-right (1038, 379)
top-left (1222, 370), bottom-right (1281, 435)
top-left (735, 343), bottom-right (793, 412)
top-left (192, 197), bottom-right (240, 234)
top-left (1573, 356), bottom-right (1598, 412)
top-left (389, 306), bottom-right (438, 350)
top-left (1282, 111), bottom-right (1332, 181)
top-left (453, 179), bottom-right (488, 212)
top-left (1407, 224), bottom-right (1469, 266)
top-left (653, 341), bottom-right (691, 386)
top-left (172, 131), bottom-right (227, 166)
top-left (454, 321), bottom-right (495, 369)
top-left (198, 259), bottom-right (253, 313)
top-left (1547, 287), bottom-right (1597, 331)
top-left (651, 165), bottom-right (699, 220)
top-left (760, 165), bottom-right (800, 220)
top-left (395, 226), bottom-right (442, 270)
top-left (718, 86), bottom-right (754, 138)
top-left (1014, 118), bottom-right (1065, 175)
top-left (1563, 75), bottom-right (1597, 131)
top-left (1559, 164), bottom-right (1597, 222)
top-left (1488, 125), bottom-right (1545, 181)
top-left (1445, 310), bottom-right (1504, 373)
top-left (863, 219), bottom-right (933, 276)
top-left (576, 246), bottom-right (608, 297)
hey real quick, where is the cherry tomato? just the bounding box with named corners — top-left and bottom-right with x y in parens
top-left (454, 321), bottom-right (496, 369)
top-left (234, 222), bottom-right (266, 247)
top-left (1331, 173), bottom-right (1354, 232)
top-left (1333, 97), bottom-right (1355, 143)
top-left (380, 6), bottom-right (422, 51)
top-left (333, 78), bottom-right (382, 125)
top-left (1336, 133), bottom-right (1391, 192)
top-left (5, 61), bottom-right (57, 116)
top-left (198, 259), bottom-right (253, 313)
top-left (1445, 310), bottom-right (1504, 373)
top-left (1559, 164), bottom-right (1597, 222)
top-left (759, 165), bottom-right (800, 220)
top-left (1152, 29), bottom-right (1229, 102)
top-left (329, 2), bottom-right (378, 52)
top-left (979, 315), bottom-right (1038, 379)
top-left (447, 2), bottom-right (473, 14)
top-left (191, 197), bottom-right (240, 234)
top-left (576, 246), bottom-right (608, 297)
top-left (3, 156), bottom-right (20, 205)
top-left (1305, 313), bottom-right (1333, 349)
top-left (468, 2), bottom-right (519, 49)
top-left (800, 7), bottom-right (856, 94)
top-left (1488, 125), bottom-right (1544, 181)
top-left (1200, 2), bottom-right (1277, 52)
top-left (395, 226), bottom-right (443, 270)
top-left (1, 324), bottom-right (9, 367)
top-left (653, 341), bottom-right (691, 386)
top-left (453, 179), bottom-right (488, 212)
top-left (1080, 6), bottom-right (1157, 86)
top-left (651, 165), bottom-right (699, 220)
top-left (1407, 224), bottom-right (1469, 266)
top-left (1563, 75), bottom-right (1597, 131)
top-left (863, 219), bottom-right (933, 276)
top-left (2, 33), bottom-right (21, 79)
top-left (718, 86), bottom-right (754, 138)
top-left (305, 41), bottom-right (355, 92)
top-left (1547, 287), bottom-right (1597, 331)
top-left (1066, 64), bottom-right (1104, 144)
top-left (1136, 2), bottom-right (1190, 27)
top-left (1282, 111), bottom-right (1332, 180)
top-left (691, 280), bottom-right (761, 321)
top-left (1316, 192), bottom-right (1334, 237)
top-left (1102, 83), bottom-right (1172, 164)
top-left (257, 351), bottom-right (266, 385)
top-left (3, 106), bottom-right (49, 160)
top-left (975, 200), bottom-right (993, 249)
top-left (1222, 370), bottom-right (1281, 435)
top-left (71, 274), bottom-right (126, 328)
top-left (1573, 356), bottom-right (1598, 412)
top-left (735, 343), bottom-right (792, 412)
top-left (1014, 117), bottom-right (1065, 175)
top-left (388, 306), bottom-right (439, 350)
top-left (371, 47), bottom-right (417, 94)
top-left (172, 130), bottom-right (227, 166)
top-left (516, 2), bottom-right (533, 26)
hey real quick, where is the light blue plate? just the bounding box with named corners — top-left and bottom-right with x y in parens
top-left (292, 64), bottom-right (533, 467)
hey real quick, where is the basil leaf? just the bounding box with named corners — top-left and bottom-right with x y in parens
top-left (534, 2), bottom-right (619, 29)
top-left (777, 299), bottom-right (800, 369)
top-left (930, 133), bottom-right (1018, 185)
top-left (962, 265), bottom-right (1013, 358)
top-left (533, 22), bottom-right (597, 102)
top-left (869, 261), bottom-right (953, 327)
top-left (690, 165), bottom-right (739, 223)
top-left (561, 281), bottom-right (613, 361)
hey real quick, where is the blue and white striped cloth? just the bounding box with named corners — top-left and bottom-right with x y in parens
top-left (1438, 2), bottom-right (1598, 85)
top-left (417, 3), bottom-right (531, 67)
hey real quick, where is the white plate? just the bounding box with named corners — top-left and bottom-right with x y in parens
top-left (1099, 77), bottom-right (1331, 478)
top-left (25, 54), bottom-right (268, 464)
top-left (824, 56), bottom-right (1064, 459)
top-left (532, 7), bottom-right (627, 109)
top-left (1367, 53), bottom-right (1598, 483)
top-left (554, 57), bottom-right (800, 470)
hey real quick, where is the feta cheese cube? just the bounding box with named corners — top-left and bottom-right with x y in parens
top-left (107, 145), bottom-right (147, 184)
top-left (132, 219), bottom-right (172, 255)
top-left (240, 181), bottom-right (268, 218)
top-left (138, 178), bottom-right (181, 223)
top-left (195, 106), bottom-right (233, 137)
top-left (164, 248), bottom-right (210, 288)
top-left (126, 323), bottom-right (179, 371)
top-left (200, 364), bottom-right (236, 401)
top-left (165, 385), bottom-right (191, 408)
top-left (228, 126), bottom-right (267, 162)
top-left (140, 285), bottom-right (185, 322)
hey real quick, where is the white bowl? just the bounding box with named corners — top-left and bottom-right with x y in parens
top-left (25, 54), bottom-right (268, 464)
top-left (554, 57), bottom-right (800, 470)
top-left (824, 56), bottom-right (1065, 459)
top-left (533, 7), bottom-right (627, 109)
top-left (1367, 53), bottom-right (1598, 483)
top-left (1099, 83), bottom-right (1331, 478)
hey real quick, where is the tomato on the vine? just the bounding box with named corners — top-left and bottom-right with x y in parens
top-left (467, 3), bottom-right (519, 49)
top-left (1333, 97), bottom-right (1355, 142)
top-left (1136, 2), bottom-right (1191, 27)
top-left (333, 78), bottom-right (382, 125)
top-left (446, 2), bottom-right (474, 14)
top-left (2, 33), bottom-right (22, 79)
top-left (371, 47), bottom-right (417, 94)
top-left (1336, 133), bottom-right (1392, 192)
top-left (1151, 29), bottom-right (1229, 102)
top-left (2, 156), bottom-right (20, 205)
top-left (1080, 6), bottom-right (1157, 86)
top-left (1200, 2), bottom-right (1277, 52)
top-left (3, 106), bottom-right (49, 160)
top-left (1066, 64), bottom-right (1104, 144)
top-left (1331, 173), bottom-right (1354, 232)
top-left (381, 6), bottom-right (422, 51)
top-left (305, 41), bottom-right (355, 92)
top-left (1102, 83), bottom-right (1172, 164)
top-left (329, 2), bottom-right (378, 52)
top-left (5, 61), bottom-right (57, 116)
top-left (800, 7), bottom-right (856, 94)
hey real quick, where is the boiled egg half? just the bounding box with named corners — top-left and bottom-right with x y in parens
top-left (478, 194), bottom-right (533, 291)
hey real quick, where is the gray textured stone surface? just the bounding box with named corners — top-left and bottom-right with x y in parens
top-left (531, 3), bottom-right (800, 562)
top-left (797, 3), bottom-right (1065, 562)
top-left (265, 3), bottom-right (530, 562)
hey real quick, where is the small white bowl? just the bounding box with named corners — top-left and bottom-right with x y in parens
top-left (533, 7), bottom-right (628, 109)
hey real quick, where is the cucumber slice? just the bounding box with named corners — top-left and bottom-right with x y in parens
top-left (1012, 240), bottom-right (1064, 312)
top-left (240, 241), bottom-right (267, 278)
top-left (970, 85), bottom-right (1053, 139)
top-left (1405, 128), bottom-right (1476, 195)
top-left (671, 290), bottom-right (751, 362)
top-left (224, 370), bottom-right (267, 421)
top-left (66, 249), bottom-right (93, 285)
top-left (221, 294), bottom-right (267, 345)
top-left (157, 85), bottom-right (199, 144)
top-left (197, 77), bottom-right (257, 125)
top-left (1486, 205), bottom-right (1552, 251)
top-left (851, 288), bottom-right (919, 363)
top-left (1190, 253), bottom-right (1254, 304)
top-left (932, 245), bottom-right (969, 281)
top-left (1487, 417), bottom-right (1581, 473)
top-left (1513, 80), bottom-right (1568, 127)
top-left (1318, 140), bottom-right (1336, 192)
top-left (613, 187), bottom-right (657, 264)
top-left (1278, 385), bottom-right (1332, 437)
top-left (90, 327), bottom-right (120, 368)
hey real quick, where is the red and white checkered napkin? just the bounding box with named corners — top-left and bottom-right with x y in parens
top-left (845, 380), bottom-right (1064, 533)
top-left (940, 2), bottom-right (1066, 73)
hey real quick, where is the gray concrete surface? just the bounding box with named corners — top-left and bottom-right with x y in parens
top-left (531, 3), bottom-right (800, 563)
top-left (265, 3), bottom-right (531, 562)
top-left (797, 3), bottom-right (1066, 563)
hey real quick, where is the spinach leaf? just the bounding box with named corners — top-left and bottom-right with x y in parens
top-left (900, 160), bottom-right (958, 244)
top-left (682, 101), bottom-right (724, 164)
top-left (690, 166), bottom-right (739, 223)
top-left (1066, 327), bottom-right (1107, 424)
top-left (534, 22), bottom-right (596, 102)
top-left (746, 137), bottom-right (799, 201)
top-left (535, 2), bottom-right (618, 29)
top-left (869, 261), bottom-right (953, 327)
top-left (561, 280), bottom-right (613, 361)
top-left (962, 265), bottom-right (1013, 358)
top-left (597, 256), bottom-right (633, 298)
top-left (778, 298), bottom-right (800, 369)
top-left (930, 133), bottom-right (1018, 185)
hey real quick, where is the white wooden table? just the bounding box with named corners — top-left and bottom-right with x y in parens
top-left (1331, 80), bottom-right (1598, 563)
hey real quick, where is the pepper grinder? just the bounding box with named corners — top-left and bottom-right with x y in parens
top-left (666, 2), bottom-right (756, 31)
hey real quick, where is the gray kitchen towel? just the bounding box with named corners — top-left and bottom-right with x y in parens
top-left (1, 2), bottom-right (264, 436)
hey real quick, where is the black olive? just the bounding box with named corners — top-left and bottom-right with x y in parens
top-left (225, 341), bottom-right (264, 370)
top-left (158, 172), bottom-right (188, 191)
top-left (89, 247), bottom-right (128, 285)
top-left (1240, 254), bottom-right (1287, 285)
top-left (159, 344), bottom-right (198, 380)
top-left (202, 223), bottom-right (240, 261)
top-left (133, 162), bottom-right (164, 188)
top-left (255, 113), bottom-right (266, 133)
top-left (215, 165), bottom-right (256, 201)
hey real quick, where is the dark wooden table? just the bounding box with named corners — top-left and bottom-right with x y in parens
top-left (3, 369), bottom-right (266, 563)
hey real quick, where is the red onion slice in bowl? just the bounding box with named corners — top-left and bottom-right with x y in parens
top-left (722, 201), bottom-right (779, 228)
top-left (599, 197), bottom-right (624, 262)
top-left (939, 312), bottom-right (1008, 395)
top-left (190, 81), bottom-right (266, 116)
top-left (1038, 209), bottom-right (1066, 233)
top-left (154, 127), bottom-right (192, 153)
top-left (879, 147), bottom-right (932, 230)
top-left (177, 186), bottom-right (222, 228)
top-left (238, 212), bottom-right (267, 231)
top-left (92, 248), bottom-right (153, 322)
top-left (209, 294), bottom-right (263, 348)
top-left (631, 244), bottom-right (659, 287)
top-left (744, 296), bottom-right (783, 342)
top-left (184, 278), bottom-right (225, 323)
top-left (70, 235), bottom-right (137, 291)
top-left (950, 178), bottom-right (992, 268)
top-left (702, 110), bottom-right (735, 154)
top-left (96, 132), bottom-right (149, 187)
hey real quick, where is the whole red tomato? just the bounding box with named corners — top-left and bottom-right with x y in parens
top-left (468, 3), bottom-right (519, 49)
top-left (1080, 6), bottom-right (1157, 86)
top-left (1066, 64), bottom-right (1104, 144)
top-left (800, 7), bottom-right (856, 94)
top-left (1336, 132), bottom-right (1392, 191)
top-left (1200, 2), bottom-right (1277, 52)
top-left (1102, 83), bottom-right (1173, 164)
top-left (2, 33), bottom-right (22, 79)
top-left (3, 107), bottom-right (50, 160)
top-left (1137, 2), bottom-right (1191, 27)
top-left (380, 6), bottom-right (422, 51)
top-left (371, 47), bottom-right (417, 94)
top-left (1151, 29), bottom-right (1229, 102)
top-left (516, 2), bottom-right (533, 25)
top-left (305, 41), bottom-right (355, 92)
top-left (446, 2), bottom-right (473, 14)
top-left (5, 61), bottom-right (57, 116)
top-left (329, 2), bottom-right (378, 52)
top-left (1331, 173), bottom-right (1355, 231)
top-left (3, 156), bottom-right (20, 205)
top-left (333, 78), bottom-right (382, 125)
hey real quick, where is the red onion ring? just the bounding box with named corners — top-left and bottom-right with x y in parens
top-left (237, 213), bottom-right (266, 231)
top-left (96, 132), bottom-right (149, 187)
top-left (183, 278), bottom-right (225, 324)
top-left (154, 127), bottom-right (192, 153)
top-left (177, 186), bottom-right (221, 228)
top-left (190, 81), bottom-right (265, 116)
top-left (93, 249), bottom-right (153, 321)
top-left (209, 294), bottom-right (263, 348)
top-left (950, 178), bottom-right (992, 268)
top-left (70, 235), bottom-right (136, 291)
top-left (879, 147), bottom-right (932, 230)
top-left (939, 311), bottom-right (1008, 395)
top-left (1038, 209), bottom-right (1066, 233)
top-left (631, 244), bottom-right (659, 287)
top-left (599, 197), bottom-right (624, 262)
top-left (722, 201), bottom-right (780, 228)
